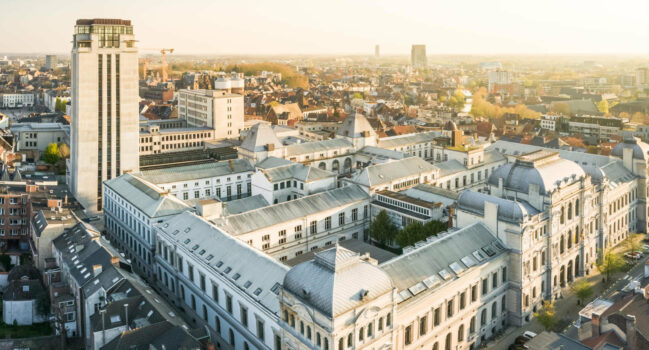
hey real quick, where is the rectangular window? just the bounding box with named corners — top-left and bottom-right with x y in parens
top-left (240, 306), bottom-right (248, 327)
top-left (188, 264), bottom-right (194, 282)
top-left (460, 291), bottom-right (466, 309)
top-left (471, 285), bottom-right (477, 302)
top-left (433, 307), bottom-right (440, 326)
top-left (419, 316), bottom-right (427, 336)
top-left (482, 279), bottom-right (488, 295)
top-left (325, 216), bottom-right (331, 230)
top-left (310, 220), bottom-right (317, 234)
top-left (338, 212), bottom-right (345, 225)
top-left (447, 299), bottom-right (454, 318)
top-left (257, 319), bottom-right (265, 340)
top-left (212, 283), bottom-right (219, 303)
top-left (200, 274), bottom-right (206, 292)
top-left (502, 267), bottom-right (507, 283)
top-left (352, 208), bottom-right (358, 221)
top-left (226, 295), bottom-right (233, 314)
top-left (404, 325), bottom-right (412, 345)
top-left (492, 272), bottom-right (498, 289)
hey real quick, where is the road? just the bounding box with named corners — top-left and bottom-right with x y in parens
top-left (487, 252), bottom-right (649, 350)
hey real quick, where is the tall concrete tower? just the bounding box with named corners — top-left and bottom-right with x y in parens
top-left (70, 19), bottom-right (139, 212)
top-left (411, 44), bottom-right (427, 68)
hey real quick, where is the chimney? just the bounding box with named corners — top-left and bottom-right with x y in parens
top-left (124, 304), bottom-right (129, 330)
top-left (591, 312), bottom-right (601, 337)
top-left (93, 264), bottom-right (102, 277)
top-left (625, 315), bottom-right (636, 349)
top-left (447, 206), bottom-right (454, 228)
top-left (206, 342), bottom-right (215, 350)
top-left (196, 199), bottom-right (223, 219)
top-left (110, 256), bottom-right (119, 266)
top-left (47, 199), bottom-right (61, 209)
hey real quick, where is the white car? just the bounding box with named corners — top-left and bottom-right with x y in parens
top-left (522, 331), bottom-right (537, 340)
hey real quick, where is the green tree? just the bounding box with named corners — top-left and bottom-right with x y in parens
top-left (551, 102), bottom-right (570, 115)
top-left (569, 279), bottom-right (593, 305)
top-left (370, 210), bottom-right (397, 245)
top-left (395, 222), bottom-right (427, 247)
top-left (623, 233), bottom-right (643, 255)
top-left (597, 249), bottom-right (626, 282)
top-left (43, 143), bottom-right (59, 164)
top-left (597, 99), bottom-right (609, 114)
top-left (534, 301), bottom-right (558, 331)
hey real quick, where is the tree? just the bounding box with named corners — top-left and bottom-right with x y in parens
top-left (551, 102), bottom-right (570, 115)
top-left (586, 145), bottom-right (599, 154)
top-left (57, 143), bottom-right (70, 159)
top-left (597, 99), bottom-right (609, 114)
top-left (534, 301), bottom-right (558, 331)
top-left (597, 249), bottom-right (626, 283)
top-left (569, 279), bottom-right (593, 305)
top-left (43, 143), bottom-right (59, 164)
top-left (623, 233), bottom-right (643, 255)
top-left (395, 222), bottom-right (427, 247)
top-left (370, 210), bottom-right (397, 245)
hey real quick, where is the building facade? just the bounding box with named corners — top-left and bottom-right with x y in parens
top-left (70, 18), bottom-right (140, 212)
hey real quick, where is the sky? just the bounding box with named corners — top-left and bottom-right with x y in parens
top-left (2, 0), bottom-right (649, 56)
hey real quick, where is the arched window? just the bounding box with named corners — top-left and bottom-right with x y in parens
top-left (215, 316), bottom-right (221, 333)
top-left (560, 207), bottom-right (565, 224)
top-left (202, 304), bottom-right (208, 320)
top-left (502, 295), bottom-right (506, 312)
top-left (491, 301), bottom-right (497, 318)
top-left (568, 230), bottom-right (573, 249)
top-left (481, 309), bottom-right (487, 326)
top-left (560, 235), bottom-right (565, 254)
top-left (359, 327), bottom-right (364, 341)
top-left (338, 338), bottom-right (343, 350)
top-left (325, 338), bottom-right (329, 350)
top-left (244, 342), bottom-right (249, 350)
top-left (307, 326), bottom-right (312, 340)
top-left (317, 333), bottom-right (321, 347)
top-left (568, 203), bottom-right (572, 220)
top-left (283, 310), bottom-right (288, 322)
top-left (229, 329), bottom-right (235, 346)
top-left (191, 295), bottom-right (196, 310)
top-left (367, 323), bottom-right (373, 337)
top-left (470, 316), bottom-right (476, 333)
top-left (347, 333), bottom-right (353, 348)
top-left (445, 332), bottom-right (452, 350)
top-left (433, 342), bottom-right (439, 350)
top-left (458, 324), bottom-right (464, 342)
top-left (575, 199), bottom-right (580, 216)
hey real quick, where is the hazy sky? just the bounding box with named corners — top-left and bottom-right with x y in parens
top-left (2, 0), bottom-right (649, 55)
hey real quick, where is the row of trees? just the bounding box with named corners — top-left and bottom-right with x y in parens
top-left (370, 210), bottom-right (447, 248)
top-left (54, 98), bottom-right (67, 113)
top-left (469, 87), bottom-right (541, 120)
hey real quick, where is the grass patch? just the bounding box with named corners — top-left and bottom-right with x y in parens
top-left (0, 322), bottom-right (52, 339)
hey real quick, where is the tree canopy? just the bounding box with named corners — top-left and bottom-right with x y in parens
top-left (596, 249), bottom-right (626, 282)
top-left (570, 279), bottom-right (593, 305)
top-left (534, 301), bottom-right (558, 331)
top-left (43, 143), bottom-right (59, 164)
top-left (469, 87), bottom-right (540, 120)
top-left (370, 210), bottom-right (397, 245)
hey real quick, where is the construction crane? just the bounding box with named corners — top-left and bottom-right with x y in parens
top-left (140, 48), bottom-right (174, 81)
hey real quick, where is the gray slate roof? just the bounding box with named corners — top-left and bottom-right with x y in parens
top-left (213, 185), bottom-right (368, 235)
top-left (283, 245), bottom-right (393, 318)
top-left (257, 157), bottom-right (335, 183)
top-left (137, 159), bottom-right (253, 184)
top-left (457, 190), bottom-right (540, 223)
top-left (240, 122), bottom-right (283, 152)
top-left (348, 157), bottom-right (437, 188)
top-left (285, 138), bottom-right (353, 156)
top-left (104, 173), bottom-right (190, 218)
top-left (381, 222), bottom-right (508, 302)
top-left (377, 131), bottom-right (441, 149)
top-left (336, 113), bottom-right (377, 138)
top-left (157, 212), bottom-right (288, 314)
top-left (223, 194), bottom-right (269, 216)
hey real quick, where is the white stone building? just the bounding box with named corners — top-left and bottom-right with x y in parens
top-left (177, 89), bottom-right (244, 139)
top-left (0, 93), bottom-right (35, 108)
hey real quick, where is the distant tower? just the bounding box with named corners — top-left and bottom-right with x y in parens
top-left (70, 18), bottom-right (140, 212)
top-left (375, 45), bottom-right (380, 58)
top-left (45, 55), bottom-right (57, 70)
top-left (411, 44), bottom-right (427, 68)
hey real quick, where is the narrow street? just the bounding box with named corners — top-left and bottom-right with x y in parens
top-left (488, 247), bottom-right (649, 350)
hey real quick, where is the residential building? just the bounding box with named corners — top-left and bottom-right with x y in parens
top-left (45, 55), bottom-right (58, 70)
top-left (0, 93), bottom-right (35, 108)
top-left (11, 122), bottom-right (69, 152)
top-left (70, 18), bottom-right (140, 212)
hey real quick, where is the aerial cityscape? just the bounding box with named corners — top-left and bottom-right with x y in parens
top-left (1, 1), bottom-right (649, 349)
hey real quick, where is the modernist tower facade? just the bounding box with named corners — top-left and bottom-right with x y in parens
top-left (70, 19), bottom-right (139, 212)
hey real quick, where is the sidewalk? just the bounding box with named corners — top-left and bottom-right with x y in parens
top-left (487, 249), bottom-right (648, 350)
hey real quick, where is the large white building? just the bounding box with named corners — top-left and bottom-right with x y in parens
top-left (70, 18), bottom-right (140, 212)
top-left (1, 93), bottom-right (34, 108)
top-left (178, 89), bottom-right (244, 139)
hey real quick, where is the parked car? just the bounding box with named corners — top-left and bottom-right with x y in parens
top-left (522, 331), bottom-right (537, 340)
top-left (624, 252), bottom-right (642, 260)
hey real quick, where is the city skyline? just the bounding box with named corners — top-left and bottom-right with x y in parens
top-left (4, 0), bottom-right (649, 55)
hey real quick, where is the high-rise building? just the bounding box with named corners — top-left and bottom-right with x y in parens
top-left (45, 55), bottom-right (57, 70)
top-left (636, 67), bottom-right (649, 87)
top-left (70, 18), bottom-right (140, 212)
top-left (411, 44), bottom-right (427, 68)
top-left (375, 44), bottom-right (380, 58)
top-left (488, 70), bottom-right (513, 94)
top-left (177, 89), bottom-right (244, 139)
